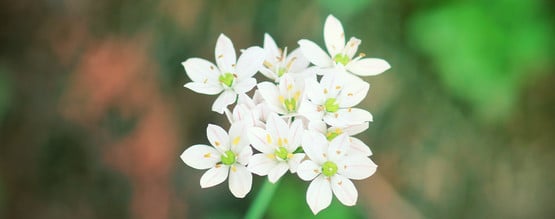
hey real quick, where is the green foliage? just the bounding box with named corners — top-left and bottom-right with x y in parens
top-left (409, 0), bottom-right (553, 121)
top-left (319, 0), bottom-right (371, 18)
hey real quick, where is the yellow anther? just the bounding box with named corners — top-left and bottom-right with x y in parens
top-left (278, 95), bottom-right (285, 103)
top-left (203, 153), bottom-right (211, 158)
top-left (277, 138), bottom-right (283, 147)
top-left (232, 136), bottom-right (241, 145)
top-left (263, 60), bottom-right (273, 68)
top-left (266, 134), bottom-right (272, 144)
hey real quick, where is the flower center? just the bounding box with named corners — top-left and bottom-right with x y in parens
top-left (322, 161), bottom-right (338, 177)
top-left (325, 128), bottom-right (343, 141)
top-left (284, 98), bottom-right (296, 112)
top-left (218, 73), bottom-right (234, 87)
top-left (324, 98), bottom-right (339, 113)
top-left (274, 146), bottom-right (290, 160)
top-left (220, 150), bottom-right (236, 165)
top-left (333, 54), bottom-right (350, 66)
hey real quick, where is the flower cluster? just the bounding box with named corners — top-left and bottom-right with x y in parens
top-left (181, 15), bottom-right (390, 214)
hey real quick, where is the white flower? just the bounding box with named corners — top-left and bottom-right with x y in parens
top-left (257, 75), bottom-right (305, 117)
top-left (183, 34), bottom-right (265, 114)
top-left (308, 121), bottom-right (372, 156)
top-left (297, 131), bottom-right (377, 214)
top-left (299, 72), bottom-right (373, 127)
top-left (298, 15), bottom-right (390, 77)
top-left (247, 113), bottom-right (305, 183)
top-left (180, 122), bottom-right (253, 198)
top-left (260, 33), bottom-right (311, 82)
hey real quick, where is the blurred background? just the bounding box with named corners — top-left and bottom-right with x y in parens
top-left (1, 0), bottom-right (554, 218)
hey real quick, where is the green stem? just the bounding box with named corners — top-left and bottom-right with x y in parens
top-left (245, 179), bottom-right (280, 219)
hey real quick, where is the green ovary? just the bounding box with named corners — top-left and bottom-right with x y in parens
top-left (333, 54), bottom-right (350, 66)
top-left (326, 129), bottom-right (343, 141)
top-left (221, 150), bottom-right (236, 165)
top-left (277, 67), bottom-right (287, 77)
top-left (275, 146), bottom-right (290, 160)
top-left (284, 98), bottom-right (297, 112)
top-left (219, 73), bottom-right (234, 87)
top-left (322, 161), bottom-right (338, 177)
top-left (324, 98), bottom-right (339, 113)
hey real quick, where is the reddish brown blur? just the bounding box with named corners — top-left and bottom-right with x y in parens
top-left (60, 34), bottom-right (184, 219)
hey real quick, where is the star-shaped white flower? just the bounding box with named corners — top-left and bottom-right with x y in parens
top-left (180, 122), bottom-right (253, 198)
top-left (298, 15), bottom-right (390, 77)
top-left (257, 75), bottom-right (307, 117)
top-left (260, 33), bottom-right (312, 82)
top-left (183, 34), bottom-right (265, 114)
top-left (297, 131), bottom-right (377, 214)
top-left (299, 72), bottom-right (372, 127)
top-left (247, 113), bottom-right (305, 183)
top-left (308, 121), bottom-right (372, 156)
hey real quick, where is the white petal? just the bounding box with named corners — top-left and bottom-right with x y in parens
top-left (337, 155), bottom-right (377, 180)
top-left (236, 142), bottom-right (253, 165)
top-left (288, 153), bottom-right (306, 173)
top-left (324, 14), bottom-right (346, 57)
top-left (287, 119), bottom-right (304, 151)
top-left (266, 113), bottom-right (289, 140)
top-left (215, 34), bottom-right (237, 73)
top-left (212, 90), bottom-right (236, 114)
top-left (257, 82), bottom-right (287, 114)
top-left (268, 162), bottom-right (289, 183)
top-left (233, 77), bottom-right (257, 94)
top-left (248, 153), bottom-right (277, 176)
top-left (328, 133), bottom-right (350, 161)
top-left (182, 58), bottom-right (220, 83)
top-left (247, 127), bottom-right (274, 154)
top-left (228, 164), bottom-right (252, 198)
top-left (302, 131), bottom-right (328, 164)
top-left (343, 37), bottom-right (361, 59)
top-left (264, 33), bottom-right (280, 57)
top-left (346, 58), bottom-right (391, 76)
top-left (348, 137), bottom-right (372, 156)
top-left (298, 99), bottom-right (324, 122)
top-left (259, 67), bottom-right (277, 81)
top-left (297, 160), bottom-right (321, 181)
top-left (206, 124), bottom-right (230, 152)
top-left (298, 39), bottom-right (332, 68)
top-left (232, 104), bottom-right (254, 126)
top-left (229, 121), bottom-right (249, 152)
top-left (320, 72), bottom-right (345, 98)
top-left (323, 108), bottom-right (373, 127)
top-left (287, 48), bottom-right (311, 73)
top-left (331, 175), bottom-right (358, 206)
top-left (236, 46), bottom-right (265, 79)
top-left (304, 78), bottom-right (326, 104)
top-left (200, 165), bottom-right (229, 188)
top-left (336, 79), bottom-right (369, 108)
top-left (306, 175), bottom-right (332, 215)
top-left (338, 122), bottom-right (369, 136)
top-left (181, 144), bottom-right (220, 170)
top-left (308, 121), bottom-right (327, 134)
top-left (184, 82), bottom-right (223, 95)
